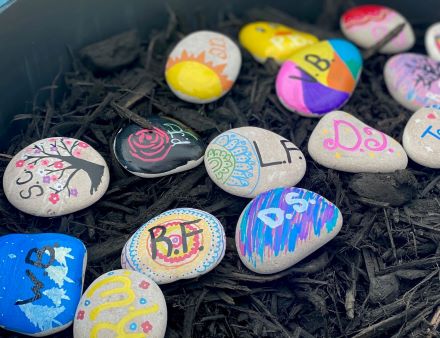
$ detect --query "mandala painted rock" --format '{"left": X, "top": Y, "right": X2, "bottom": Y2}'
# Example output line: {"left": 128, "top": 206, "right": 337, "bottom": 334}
{"left": 403, "top": 105, "right": 440, "bottom": 168}
{"left": 239, "top": 21, "right": 318, "bottom": 63}
{"left": 308, "top": 111, "right": 408, "bottom": 173}
{"left": 113, "top": 116, "right": 204, "bottom": 178}
{"left": 276, "top": 39, "right": 362, "bottom": 117}
{"left": 204, "top": 127, "right": 306, "bottom": 198}
{"left": 73, "top": 269, "right": 167, "bottom": 338}
{"left": 340, "top": 5, "right": 415, "bottom": 54}
{"left": 236, "top": 187, "right": 343, "bottom": 274}
{"left": 0, "top": 233, "right": 87, "bottom": 336}
{"left": 165, "top": 30, "right": 241, "bottom": 104}
{"left": 384, "top": 53, "right": 440, "bottom": 111}
{"left": 121, "top": 208, "right": 226, "bottom": 284}
{"left": 3, "top": 137, "right": 110, "bottom": 217}
{"left": 425, "top": 23, "right": 440, "bottom": 61}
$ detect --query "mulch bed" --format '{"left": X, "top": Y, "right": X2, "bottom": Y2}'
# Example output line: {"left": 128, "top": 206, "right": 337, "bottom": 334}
{"left": 1, "top": 3, "right": 440, "bottom": 338}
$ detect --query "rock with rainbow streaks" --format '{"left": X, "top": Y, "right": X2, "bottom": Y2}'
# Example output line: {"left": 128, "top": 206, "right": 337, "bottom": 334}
{"left": 0, "top": 233, "right": 87, "bottom": 336}
{"left": 236, "top": 187, "right": 343, "bottom": 274}
{"left": 425, "top": 23, "right": 440, "bottom": 61}
{"left": 73, "top": 269, "right": 167, "bottom": 338}
{"left": 275, "top": 39, "right": 362, "bottom": 117}
{"left": 121, "top": 208, "right": 226, "bottom": 284}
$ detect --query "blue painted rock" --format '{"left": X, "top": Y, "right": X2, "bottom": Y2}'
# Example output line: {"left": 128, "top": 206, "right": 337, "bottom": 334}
{"left": 3, "top": 137, "right": 110, "bottom": 217}
{"left": 236, "top": 187, "right": 343, "bottom": 274}
{"left": 0, "top": 233, "right": 87, "bottom": 336}
{"left": 204, "top": 127, "right": 306, "bottom": 198}
{"left": 384, "top": 53, "right": 440, "bottom": 111}
{"left": 403, "top": 105, "right": 440, "bottom": 168}
{"left": 74, "top": 269, "right": 167, "bottom": 338}
{"left": 113, "top": 117, "right": 205, "bottom": 178}
{"left": 275, "top": 39, "right": 362, "bottom": 117}
{"left": 121, "top": 208, "right": 226, "bottom": 284}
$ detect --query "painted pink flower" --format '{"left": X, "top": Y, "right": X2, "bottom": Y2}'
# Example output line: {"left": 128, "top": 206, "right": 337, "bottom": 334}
{"left": 76, "top": 310, "right": 85, "bottom": 320}
{"left": 78, "top": 142, "right": 89, "bottom": 148}
{"left": 41, "top": 160, "right": 49, "bottom": 166}
{"left": 54, "top": 161, "right": 63, "bottom": 169}
{"left": 49, "top": 138, "right": 57, "bottom": 142}
{"left": 73, "top": 150, "right": 81, "bottom": 157}
{"left": 51, "top": 175, "right": 58, "bottom": 182}
{"left": 65, "top": 140, "right": 72, "bottom": 145}
{"left": 139, "top": 280, "right": 150, "bottom": 289}
{"left": 27, "top": 164, "right": 35, "bottom": 170}
{"left": 15, "top": 160, "right": 25, "bottom": 167}
{"left": 48, "top": 193, "right": 60, "bottom": 205}
{"left": 141, "top": 321, "right": 153, "bottom": 333}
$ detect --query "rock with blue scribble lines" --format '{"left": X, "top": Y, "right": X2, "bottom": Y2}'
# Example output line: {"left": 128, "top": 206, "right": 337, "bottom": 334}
{"left": 236, "top": 187, "right": 343, "bottom": 274}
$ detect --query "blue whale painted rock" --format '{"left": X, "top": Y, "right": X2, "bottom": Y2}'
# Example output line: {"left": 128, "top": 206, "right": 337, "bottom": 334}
{"left": 236, "top": 187, "right": 343, "bottom": 274}
{"left": 0, "top": 233, "right": 87, "bottom": 336}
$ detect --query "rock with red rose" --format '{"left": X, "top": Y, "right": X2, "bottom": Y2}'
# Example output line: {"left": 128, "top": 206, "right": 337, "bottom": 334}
{"left": 2, "top": 137, "right": 110, "bottom": 217}
{"left": 113, "top": 116, "right": 205, "bottom": 178}
{"left": 73, "top": 269, "right": 167, "bottom": 338}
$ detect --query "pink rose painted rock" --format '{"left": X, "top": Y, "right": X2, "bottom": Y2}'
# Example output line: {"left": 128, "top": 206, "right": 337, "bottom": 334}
{"left": 340, "top": 5, "right": 415, "bottom": 54}
{"left": 384, "top": 53, "right": 440, "bottom": 111}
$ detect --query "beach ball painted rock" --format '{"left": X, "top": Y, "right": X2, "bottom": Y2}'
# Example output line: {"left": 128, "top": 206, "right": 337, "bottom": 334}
{"left": 121, "top": 208, "right": 226, "bottom": 284}
{"left": 0, "top": 233, "right": 87, "bottom": 336}
{"left": 165, "top": 30, "right": 241, "bottom": 104}
{"left": 308, "top": 111, "right": 408, "bottom": 173}
{"left": 204, "top": 127, "right": 306, "bottom": 198}
{"left": 113, "top": 116, "right": 204, "bottom": 178}
{"left": 425, "top": 23, "right": 440, "bottom": 61}
{"left": 384, "top": 53, "right": 440, "bottom": 111}
{"left": 236, "top": 187, "right": 343, "bottom": 274}
{"left": 340, "top": 5, "right": 415, "bottom": 54}
{"left": 239, "top": 21, "right": 318, "bottom": 63}
{"left": 3, "top": 137, "right": 110, "bottom": 217}
{"left": 73, "top": 269, "right": 167, "bottom": 338}
{"left": 403, "top": 105, "right": 440, "bottom": 168}
{"left": 276, "top": 39, "right": 362, "bottom": 117}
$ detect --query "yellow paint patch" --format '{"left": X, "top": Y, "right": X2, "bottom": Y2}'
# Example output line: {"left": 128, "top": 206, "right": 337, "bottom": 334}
{"left": 335, "top": 152, "right": 341, "bottom": 159}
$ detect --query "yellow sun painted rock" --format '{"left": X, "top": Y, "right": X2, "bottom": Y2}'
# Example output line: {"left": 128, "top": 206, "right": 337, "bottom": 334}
{"left": 165, "top": 31, "right": 241, "bottom": 104}
{"left": 239, "top": 21, "right": 319, "bottom": 63}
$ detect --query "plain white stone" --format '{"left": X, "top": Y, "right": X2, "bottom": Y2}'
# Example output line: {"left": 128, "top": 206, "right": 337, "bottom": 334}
{"left": 73, "top": 269, "right": 167, "bottom": 338}
{"left": 3, "top": 137, "right": 110, "bottom": 217}
{"left": 308, "top": 111, "right": 408, "bottom": 173}
{"left": 204, "top": 127, "right": 306, "bottom": 198}
{"left": 121, "top": 208, "right": 226, "bottom": 284}
{"left": 425, "top": 23, "right": 440, "bottom": 61}
{"left": 403, "top": 106, "right": 440, "bottom": 168}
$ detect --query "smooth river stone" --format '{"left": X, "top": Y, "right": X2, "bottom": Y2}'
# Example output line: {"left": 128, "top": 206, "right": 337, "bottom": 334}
{"left": 113, "top": 116, "right": 204, "bottom": 178}
{"left": 239, "top": 21, "right": 318, "bottom": 63}
{"left": 403, "top": 105, "right": 440, "bottom": 168}
{"left": 308, "top": 111, "right": 408, "bottom": 173}
{"left": 73, "top": 269, "right": 167, "bottom": 338}
{"left": 340, "top": 5, "right": 415, "bottom": 54}
{"left": 425, "top": 23, "right": 440, "bottom": 61}
{"left": 276, "top": 39, "right": 362, "bottom": 117}
{"left": 384, "top": 53, "right": 440, "bottom": 111}
{"left": 0, "top": 233, "right": 87, "bottom": 336}
{"left": 3, "top": 137, "right": 110, "bottom": 217}
{"left": 236, "top": 187, "right": 343, "bottom": 274}
{"left": 165, "top": 30, "right": 241, "bottom": 104}
{"left": 204, "top": 126, "right": 306, "bottom": 198}
{"left": 121, "top": 208, "right": 226, "bottom": 284}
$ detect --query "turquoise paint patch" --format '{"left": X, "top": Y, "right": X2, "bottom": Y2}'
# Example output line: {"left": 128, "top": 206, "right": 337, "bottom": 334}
{"left": 329, "top": 39, "right": 363, "bottom": 79}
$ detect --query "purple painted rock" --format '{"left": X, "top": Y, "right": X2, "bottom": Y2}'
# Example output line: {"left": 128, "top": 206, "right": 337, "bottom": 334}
{"left": 236, "top": 187, "right": 343, "bottom": 274}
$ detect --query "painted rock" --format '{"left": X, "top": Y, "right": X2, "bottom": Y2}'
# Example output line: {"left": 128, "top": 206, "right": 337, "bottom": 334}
{"left": 0, "top": 233, "right": 87, "bottom": 336}
{"left": 121, "top": 208, "right": 226, "bottom": 284}
{"left": 340, "top": 5, "right": 415, "bottom": 54}
{"left": 113, "top": 116, "right": 204, "bottom": 178}
{"left": 384, "top": 53, "right": 440, "bottom": 111}
{"left": 3, "top": 137, "right": 110, "bottom": 217}
{"left": 308, "top": 111, "right": 408, "bottom": 173}
{"left": 73, "top": 269, "right": 167, "bottom": 338}
{"left": 236, "top": 187, "right": 343, "bottom": 274}
{"left": 165, "top": 30, "right": 241, "bottom": 104}
{"left": 403, "top": 105, "right": 440, "bottom": 168}
{"left": 425, "top": 23, "right": 440, "bottom": 61}
{"left": 204, "top": 127, "right": 306, "bottom": 198}
{"left": 239, "top": 21, "right": 318, "bottom": 63}
{"left": 276, "top": 39, "right": 362, "bottom": 117}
